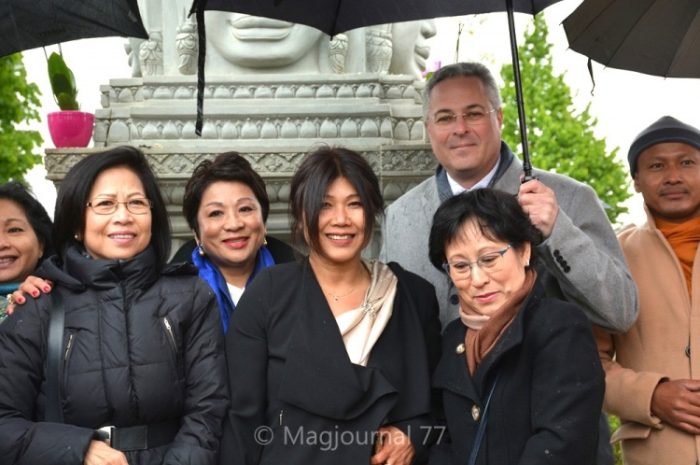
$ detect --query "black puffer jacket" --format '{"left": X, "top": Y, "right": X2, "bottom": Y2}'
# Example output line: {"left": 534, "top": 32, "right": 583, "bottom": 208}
{"left": 0, "top": 246, "right": 228, "bottom": 465}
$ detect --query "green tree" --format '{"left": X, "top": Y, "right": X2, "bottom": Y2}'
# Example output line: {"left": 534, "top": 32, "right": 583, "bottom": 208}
{"left": 500, "top": 14, "right": 630, "bottom": 223}
{"left": 0, "top": 53, "right": 43, "bottom": 183}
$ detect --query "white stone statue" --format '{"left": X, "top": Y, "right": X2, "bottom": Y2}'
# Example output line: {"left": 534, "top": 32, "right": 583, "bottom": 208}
{"left": 365, "top": 25, "right": 393, "bottom": 74}
{"left": 204, "top": 12, "right": 331, "bottom": 74}
{"left": 389, "top": 20, "right": 437, "bottom": 77}
{"left": 329, "top": 33, "right": 348, "bottom": 74}
{"left": 124, "top": 6, "right": 436, "bottom": 78}
{"left": 176, "top": 12, "right": 198, "bottom": 75}
{"left": 139, "top": 31, "right": 164, "bottom": 76}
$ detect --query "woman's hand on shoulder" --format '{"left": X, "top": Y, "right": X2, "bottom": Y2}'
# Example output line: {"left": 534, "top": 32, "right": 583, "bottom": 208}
{"left": 370, "top": 426, "right": 415, "bottom": 465}
{"left": 5, "top": 276, "right": 52, "bottom": 315}
{"left": 84, "top": 440, "right": 128, "bottom": 465}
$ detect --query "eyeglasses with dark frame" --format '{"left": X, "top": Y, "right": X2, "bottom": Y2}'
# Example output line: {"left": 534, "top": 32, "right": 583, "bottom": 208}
{"left": 86, "top": 198, "right": 152, "bottom": 215}
{"left": 430, "top": 108, "right": 497, "bottom": 128}
{"left": 442, "top": 244, "right": 512, "bottom": 280}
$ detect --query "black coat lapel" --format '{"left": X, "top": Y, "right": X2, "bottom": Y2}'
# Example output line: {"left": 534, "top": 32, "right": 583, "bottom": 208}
{"left": 277, "top": 260, "right": 397, "bottom": 420}
{"left": 433, "top": 323, "right": 480, "bottom": 401}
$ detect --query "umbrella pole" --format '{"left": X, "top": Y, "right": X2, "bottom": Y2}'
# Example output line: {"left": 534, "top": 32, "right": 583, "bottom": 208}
{"left": 506, "top": 0, "right": 533, "bottom": 180}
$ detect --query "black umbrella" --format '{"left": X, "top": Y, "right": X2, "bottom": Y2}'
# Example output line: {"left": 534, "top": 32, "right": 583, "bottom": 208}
{"left": 564, "top": 0, "right": 700, "bottom": 78}
{"left": 0, "top": 0, "right": 148, "bottom": 58}
{"left": 190, "top": 0, "right": 563, "bottom": 178}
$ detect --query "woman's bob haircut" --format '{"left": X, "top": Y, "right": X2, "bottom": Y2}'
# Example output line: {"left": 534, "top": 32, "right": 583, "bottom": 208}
{"left": 428, "top": 188, "right": 542, "bottom": 272}
{"left": 183, "top": 151, "right": 270, "bottom": 237}
{"left": 289, "top": 146, "right": 383, "bottom": 255}
{"left": 53, "top": 146, "right": 171, "bottom": 269}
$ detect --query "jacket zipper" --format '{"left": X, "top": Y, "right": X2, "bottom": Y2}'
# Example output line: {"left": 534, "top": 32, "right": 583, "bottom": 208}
{"left": 279, "top": 409, "right": 284, "bottom": 426}
{"left": 64, "top": 333, "right": 74, "bottom": 362}
{"left": 163, "top": 317, "right": 177, "bottom": 353}
{"left": 62, "top": 332, "right": 75, "bottom": 391}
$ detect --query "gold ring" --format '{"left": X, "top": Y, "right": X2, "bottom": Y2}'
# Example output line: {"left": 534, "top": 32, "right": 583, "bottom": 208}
{"left": 5, "top": 294, "right": 13, "bottom": 306}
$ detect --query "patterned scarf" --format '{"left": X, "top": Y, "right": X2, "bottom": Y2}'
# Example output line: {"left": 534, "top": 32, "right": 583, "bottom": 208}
{"left": 192, "top": 246, "right": 276, "bottom": 333}
{"left": 460, "top": 269, "right": 537, "bottom": 375}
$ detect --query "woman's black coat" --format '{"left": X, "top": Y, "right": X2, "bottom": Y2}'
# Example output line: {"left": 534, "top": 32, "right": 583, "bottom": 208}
{"left": 431, "top": 282, "right": 605, "bottom": 465}
{"left": 219, "top": 259, "right": 442, "bottom": 465}
{"left": 0, "top": 246, "right": 228, "bottom": 465}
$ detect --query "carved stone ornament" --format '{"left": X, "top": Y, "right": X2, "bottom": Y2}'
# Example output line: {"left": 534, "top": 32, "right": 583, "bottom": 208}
{"left": 45, "top": 11, "right": 440, "bottom": 257}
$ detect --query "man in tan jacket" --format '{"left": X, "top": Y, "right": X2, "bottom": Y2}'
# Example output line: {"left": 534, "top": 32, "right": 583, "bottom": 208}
{"left": 596, "top": 115, "right": 700, "bottom": 465}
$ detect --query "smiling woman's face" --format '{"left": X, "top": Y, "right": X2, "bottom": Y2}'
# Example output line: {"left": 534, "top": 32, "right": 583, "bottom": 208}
{"left": 196, "top": 181, "right": 266, "bottom": 284}
{"left": 308, "top": 176, "right": 366, "bottom": 266}
{"left": 0, "top": 199, "right": 43, "bottom": 283}
{"left": 83, "top": 166, "right": 152, "bottom": 261}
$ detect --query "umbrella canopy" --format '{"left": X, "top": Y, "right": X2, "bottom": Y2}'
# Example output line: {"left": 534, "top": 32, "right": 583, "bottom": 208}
{"left": 201, "top": 0, "right": 560, "bottom": 36}
{"left": 0, "top": 0, "right": 148, "bottom": 58}
{"left": 564, "top": 0, "right": 700, "bottom": 78}
{"left": 191, "top": 0, "right": 563, "bottom": 177}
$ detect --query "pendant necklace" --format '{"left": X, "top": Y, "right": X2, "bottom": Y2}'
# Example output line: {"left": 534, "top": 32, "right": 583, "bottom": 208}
{"left": 327, "top": 287, "right": 357, "bottom": 302}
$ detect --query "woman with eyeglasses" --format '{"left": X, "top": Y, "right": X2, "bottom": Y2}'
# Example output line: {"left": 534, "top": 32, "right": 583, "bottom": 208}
{"left": 0, "top": 147, "right": 227, "bottom": 465}
{"left": 427, "top": 188, "right": 604, "bottom": 465}
{"left": 8, "top": 152, "right": 296, "bottom": 334}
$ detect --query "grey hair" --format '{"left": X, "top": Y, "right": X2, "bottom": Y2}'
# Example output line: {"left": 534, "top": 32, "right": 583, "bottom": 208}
{"left": 422, "top": 62, "right": 502, "bottom": 119}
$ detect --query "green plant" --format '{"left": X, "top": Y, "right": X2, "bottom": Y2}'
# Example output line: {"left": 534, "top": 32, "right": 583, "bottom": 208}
{"left": 608, "top": 414, "right": 623, "bottom": 465}
{"left": 47, "top": 51, "right": 79, "bottom": 110}
{"left": 0, "top": 53, "right": 43, "bottom": 183}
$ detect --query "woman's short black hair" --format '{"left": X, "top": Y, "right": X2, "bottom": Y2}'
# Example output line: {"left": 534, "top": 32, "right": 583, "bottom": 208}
{"left": 53, "top": 146, "right": 171, "bottom": 269}
{"left": 183, "top": 152, "right": 270, "bottom": 237}
{"left": 0, "top": 181, "right": 54, "bottom": 261}
{"left": 428, "top": 188, "right": 542, "bottom": 271}
{"left": 289, "top": 147, "right": 383, "bottom": 254}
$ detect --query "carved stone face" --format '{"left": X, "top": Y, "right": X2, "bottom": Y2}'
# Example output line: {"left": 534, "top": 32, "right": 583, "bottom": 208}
{"left": 205, "top": 12, "right": 325, "bottom": 72}
{"left": 389, "top": 20, "right": 436, "bottom": 77}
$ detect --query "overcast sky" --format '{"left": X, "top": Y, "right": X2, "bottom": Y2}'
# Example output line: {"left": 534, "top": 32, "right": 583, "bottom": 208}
{"left": 20, "top": 1, "right": 700, "bottom": 227}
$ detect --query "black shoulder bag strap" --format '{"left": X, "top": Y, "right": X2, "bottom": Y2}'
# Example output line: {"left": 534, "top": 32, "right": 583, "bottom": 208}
{"left": 467, "top": 373, "right": 500, "bottom": 465}
{"left": 45, "top": 291, "right": 65, "bottom": 423}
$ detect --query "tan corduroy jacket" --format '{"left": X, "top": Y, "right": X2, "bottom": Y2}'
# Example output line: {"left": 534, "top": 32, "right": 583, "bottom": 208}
{"left": 595, "top": 207, "right": 700, "bottom": 465}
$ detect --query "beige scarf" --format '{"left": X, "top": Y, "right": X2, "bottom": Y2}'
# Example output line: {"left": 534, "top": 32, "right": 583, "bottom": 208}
{"left": 335, "top": 260, "right": 398, "bottom": 366}
{"left": 460, "top": 269, "right": 537, "bottom": 375}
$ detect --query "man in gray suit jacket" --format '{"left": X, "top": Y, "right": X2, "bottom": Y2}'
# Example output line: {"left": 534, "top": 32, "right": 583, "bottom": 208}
{"left": 381, "top": 61, "right": 637, "bottom": 332}
{"left": 381, "top": 61, "right": 637, "bottom": 465}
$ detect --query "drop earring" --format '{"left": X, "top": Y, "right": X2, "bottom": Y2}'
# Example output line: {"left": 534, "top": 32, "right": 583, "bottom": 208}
{"left": 198, "top": 244, "right": 205, "bottom": 256}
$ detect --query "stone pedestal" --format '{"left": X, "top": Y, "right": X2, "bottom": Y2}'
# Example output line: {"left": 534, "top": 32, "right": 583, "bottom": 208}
{"left": 43, "top": 16, "right": 439, "bottom": 258}
{"left": 45, "top": 81, "right": 435, "bottom": 256}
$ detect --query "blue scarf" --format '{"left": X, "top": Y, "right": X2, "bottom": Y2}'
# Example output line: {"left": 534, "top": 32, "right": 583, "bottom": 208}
{"left": 0, "top": 282, "right": 20, "bottom": 295}
{"left": 192, "top": 246, "right": 276, "bottom": 333}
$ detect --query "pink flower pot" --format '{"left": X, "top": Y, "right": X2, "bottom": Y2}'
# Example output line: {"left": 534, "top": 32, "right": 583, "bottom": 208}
{"left": 47, "top": 111, "right": 94, "bottom": 148}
